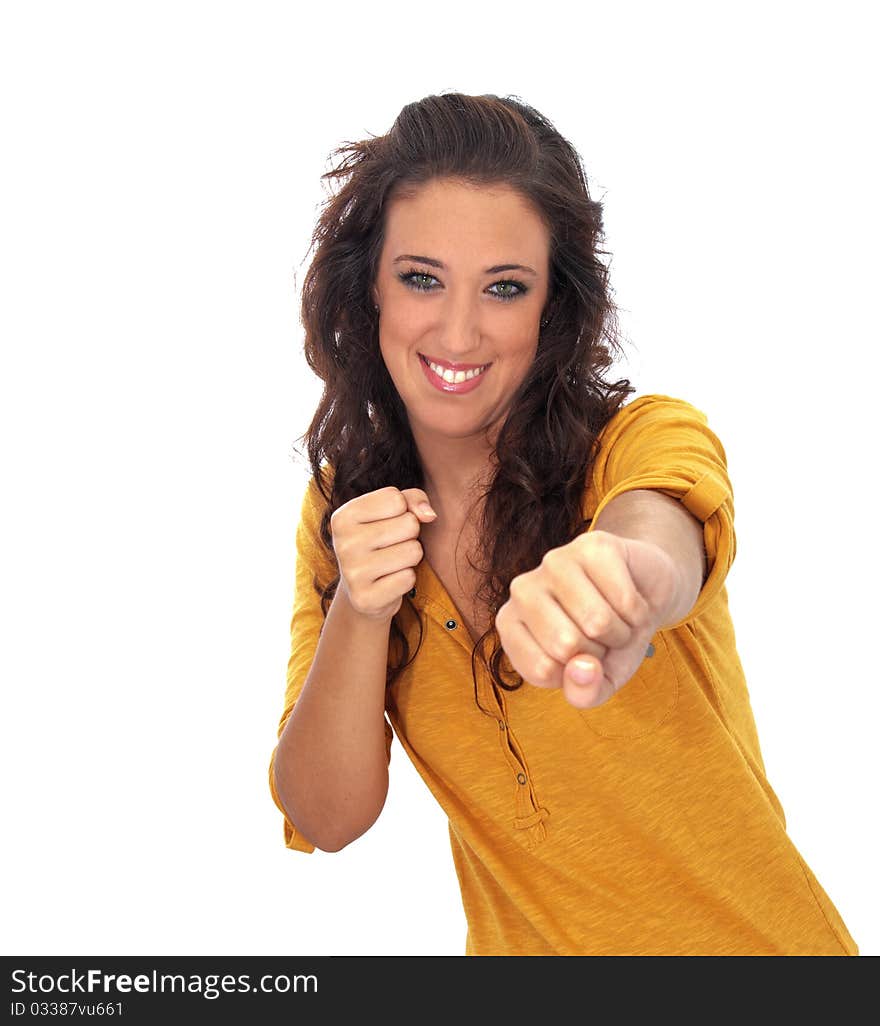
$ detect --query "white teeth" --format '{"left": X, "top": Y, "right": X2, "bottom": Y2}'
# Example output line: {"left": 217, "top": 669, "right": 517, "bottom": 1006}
{"left": 427, "top": 359, "right": 487, "bottom": 384}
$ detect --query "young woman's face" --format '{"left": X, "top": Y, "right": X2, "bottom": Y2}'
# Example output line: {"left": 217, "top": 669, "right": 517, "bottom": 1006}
{"left": 372, "top": 177, "right": 551, "bottom": 446}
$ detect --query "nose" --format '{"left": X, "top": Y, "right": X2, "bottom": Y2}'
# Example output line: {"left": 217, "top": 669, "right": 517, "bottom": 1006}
{"left": 434, "top": 292, "right": 482, "bottom": 358}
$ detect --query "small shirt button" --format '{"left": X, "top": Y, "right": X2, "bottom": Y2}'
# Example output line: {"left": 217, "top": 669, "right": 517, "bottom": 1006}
{"left": 516, "top": 772, "right": 527, "bottom": 785}
{"left": 407, "top": 587, "right": 416, "bottom": 598}
{"left": 499, "top": 721, "right": 506, "bottom": 731}
{"left": 445, "top": 619, "right": 457, "bottom": 630}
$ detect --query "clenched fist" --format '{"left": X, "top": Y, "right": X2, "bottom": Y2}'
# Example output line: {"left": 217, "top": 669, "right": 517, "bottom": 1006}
{"left": 330, "top": 486, "right": 437, "bottom": 622}
{"left": 495, "top": 530, "right": 681, "bottom": 710}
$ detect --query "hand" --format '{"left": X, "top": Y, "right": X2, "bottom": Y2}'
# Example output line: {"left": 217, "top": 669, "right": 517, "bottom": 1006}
{"left": 494, "top": 530, "right": 680, "bottom": 709}
{"left": 330, "top": 486, "right": 437, "bottom": 622}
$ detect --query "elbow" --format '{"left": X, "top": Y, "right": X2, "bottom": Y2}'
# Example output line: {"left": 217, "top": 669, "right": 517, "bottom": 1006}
{"left": 273, "top": 760, "right": 388, "bottom": 854}
{"left": 315, "top": 838, "right": 348, "bottom": 854}
{"left": 314, "top": 829, "right": 363, "bottom": 854}
{"left": 308, "top": 804, "right": 386, "bottom": 853}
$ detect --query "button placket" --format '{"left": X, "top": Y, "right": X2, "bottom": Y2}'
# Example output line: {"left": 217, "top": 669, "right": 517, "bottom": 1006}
{"left": 422, "top": 597, "right": 473, "bottom": 656}
{"left": 418, "top": 565, "right": 548, "bottom": 844}
{"left": 499, "top": 688, "right": 549, "bottom": 847}
{"left": 494, "top": 688, "right": 520, "bottom": 769}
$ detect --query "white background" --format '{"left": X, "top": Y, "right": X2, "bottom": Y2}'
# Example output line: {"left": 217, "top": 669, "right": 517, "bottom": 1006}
{"left": 2, "top": 1, "right": 877, "bottom": 957}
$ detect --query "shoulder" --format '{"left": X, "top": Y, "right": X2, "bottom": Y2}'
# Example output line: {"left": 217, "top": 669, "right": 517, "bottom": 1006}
{"left": 298, "top": 461, "right": 336, "bottom": 522}
{"left": 583, "top": 392, "right": 733, "bottom": 520}
{"left": 597, "top": 393, "right": 711, "bottom": 444}
{"left": 592, "top": 392, "right": 726, "bottom": 468}
{"left": 295, "top": 462, "right": 339, "bottom": 576}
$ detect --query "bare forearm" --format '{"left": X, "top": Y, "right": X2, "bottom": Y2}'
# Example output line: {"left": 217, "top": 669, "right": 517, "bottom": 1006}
{"left": 272, "top": 589, "right": 393, "bottom": 851}
{"left": 592, "top": 489, "right": 707, "bottom": 627}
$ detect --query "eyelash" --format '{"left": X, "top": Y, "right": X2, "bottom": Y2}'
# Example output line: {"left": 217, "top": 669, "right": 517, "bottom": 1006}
{"left": 397, "top": 269, "right": 528, "bottom": 302}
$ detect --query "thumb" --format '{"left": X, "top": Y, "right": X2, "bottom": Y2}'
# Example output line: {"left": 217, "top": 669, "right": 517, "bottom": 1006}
{"left": 562, "top": 654, "right": 615, "bottom": 710}
{"left": 399, "top": 487, "right": 438, "bottom": 524}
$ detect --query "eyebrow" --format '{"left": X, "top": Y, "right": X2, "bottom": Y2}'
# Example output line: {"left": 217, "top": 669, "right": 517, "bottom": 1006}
{"left": 393, "top": 254, "right": 538, "bottom": 276}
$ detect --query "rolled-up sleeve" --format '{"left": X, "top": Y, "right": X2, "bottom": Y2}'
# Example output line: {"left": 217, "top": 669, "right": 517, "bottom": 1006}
{"left": 586, "top": 394, "right": 736, "bottom": 625}
{"left": 268, "top": 472, "right": 394, "bottom": 854}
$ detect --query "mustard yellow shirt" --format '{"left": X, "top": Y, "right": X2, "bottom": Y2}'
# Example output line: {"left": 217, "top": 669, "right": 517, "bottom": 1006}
{"left": 269, "top": 393, "right": 858, "bottom": 955}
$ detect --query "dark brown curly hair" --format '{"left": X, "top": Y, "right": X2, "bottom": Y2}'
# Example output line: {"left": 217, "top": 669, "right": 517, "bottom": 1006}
{"left": 295, "top": 90, "right": 634, "bottom": 711}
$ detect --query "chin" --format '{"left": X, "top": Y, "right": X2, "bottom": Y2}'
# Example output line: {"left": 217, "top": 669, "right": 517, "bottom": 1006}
{"left": 414, "top": 415, "right": 483, "bottom": 439}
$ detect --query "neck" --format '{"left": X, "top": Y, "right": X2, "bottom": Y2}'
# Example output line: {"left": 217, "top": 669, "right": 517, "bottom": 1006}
{"left": 412, "top": 428, "right": 495, "bottom": 525}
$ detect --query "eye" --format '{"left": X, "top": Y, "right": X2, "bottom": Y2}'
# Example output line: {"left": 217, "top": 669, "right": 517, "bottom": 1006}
{"left": 488, "top": 280, "right": 527, "bottom": 301}
{"left": 398, "top": 271, "right": 438, "bottom": 292}
{"left": 398, "top": 269, "right": 528, "bottom": 302}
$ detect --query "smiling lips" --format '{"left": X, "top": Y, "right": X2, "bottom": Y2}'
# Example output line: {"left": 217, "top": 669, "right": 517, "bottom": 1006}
{"left": 419, "top": 353, "right": 491, "bottom": 394}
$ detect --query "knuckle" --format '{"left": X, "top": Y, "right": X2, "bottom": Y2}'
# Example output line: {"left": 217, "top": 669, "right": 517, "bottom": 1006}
{"left": 585, "top": 530, "right": 616, "bottom": 555}
{"left": 345, "top": 565, "right": 363, "bottom": 590}
{"left": 540, "top": 547, "right": 561, "bottom": 568}
{"left": 332, "top": 536, "right": 350, "bottom": 561}
{"left": 376, "top": 486, "right": 404, "bottom": 514}
{"left": 403, "top": 510, "right": 420, "bottom": 534}
{"left": 622, "top": 591, "right": 647, "bottom": 625}
{"left": 508, "top": 574, "right": 526, "bottom": 600}
{"left": 570, "top": 531, "right": 589, "bottom": 552}
{"left": 547, "top": 646, "right": 569, "bottom": 667}
{"left": 586, "top": 609, "right": 610, "bottom": 635}
{"left": 532, "top": 656, "right": 557, "bottom": 685}
{"left": 549, "top": 632, "right": 579, "bottom": 663}
{"left": 616, "top": 625, "right": 634, "bottom": 649}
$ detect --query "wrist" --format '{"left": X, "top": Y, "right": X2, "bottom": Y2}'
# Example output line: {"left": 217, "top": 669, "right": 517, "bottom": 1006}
{"left": 334, "top": 582, "right": 399, "bottom": 627}
{"left": 658, "top": 553, "right": 702, "bottom": 629}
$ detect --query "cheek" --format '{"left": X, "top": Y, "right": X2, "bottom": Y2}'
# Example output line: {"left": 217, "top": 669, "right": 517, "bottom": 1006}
{"left": 504, "top": 311, "right": 539, "bottom": 343}
{"left": 380, "top": 304, "right": 424, "bottom": 348}
{"left": 395, "top": 303, "right": 433, "bottom": 338}
{"left": 378, "top": 333, "right": 413, "bottom": 382}
{"left": 509, "top": 332, "right": 539, "bottom": 367}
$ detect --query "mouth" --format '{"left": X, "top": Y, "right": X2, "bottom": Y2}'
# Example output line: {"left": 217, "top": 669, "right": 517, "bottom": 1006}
{"left": 418, "top": 353, "right": 492, "bottom": 393}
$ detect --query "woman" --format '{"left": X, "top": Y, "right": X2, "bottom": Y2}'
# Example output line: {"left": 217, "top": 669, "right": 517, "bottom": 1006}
{"left": 269, "top": 92, "right": 857, "bottom": 956}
